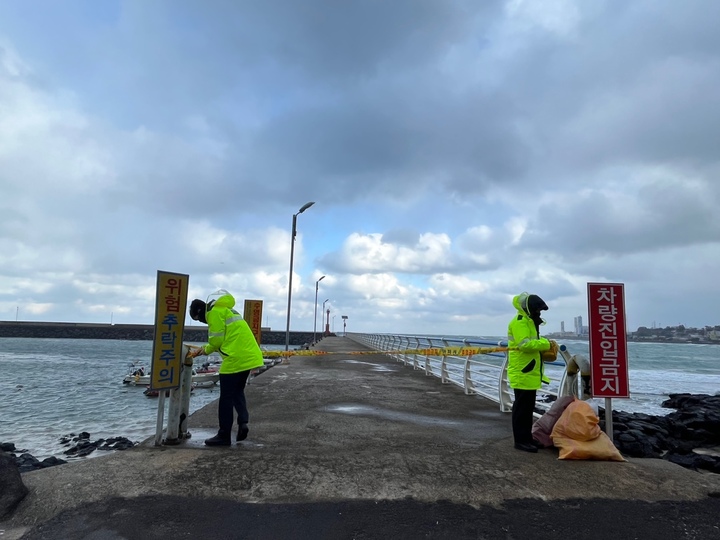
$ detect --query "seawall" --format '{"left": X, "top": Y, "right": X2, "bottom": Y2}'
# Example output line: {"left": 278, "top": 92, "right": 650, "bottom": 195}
{"left": 0, "top": 321, "right": 317, "bottom": 346}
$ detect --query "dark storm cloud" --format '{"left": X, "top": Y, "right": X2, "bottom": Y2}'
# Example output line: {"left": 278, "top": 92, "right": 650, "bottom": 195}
{"left": 140, "top": 0, "right": 720, "bottom": 213}
{"left": 4, "top": 0, "right": 720, "bottom": 333}
{"left": 517, "top": 173, "right": 720, "bottom": 259}
{"left": 58, "top": 0, "right": 501, "bottom": 128}
{"left": 7, "top": 1, "right": 720, "bottom": 210}
{"left": 2, "top": 0, "right": 525, "bottom": 211}
{"left": 496, "top": 1, "right": 720, "bottom": 178}
{"left": 158, "top": 0, "right": 501, "bottom": 82}
{"left": 234, "top": 87, "right": 532, "bottom": 205}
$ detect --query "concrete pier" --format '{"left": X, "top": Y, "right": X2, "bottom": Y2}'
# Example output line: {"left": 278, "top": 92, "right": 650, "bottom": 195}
{"left": 4, "top": 337, "right": 720, "bottom": 539}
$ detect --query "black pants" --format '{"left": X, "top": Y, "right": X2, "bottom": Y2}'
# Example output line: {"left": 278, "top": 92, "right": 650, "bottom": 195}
{"left": 512, "top": 388, "right": 537, "bottom": 445}
{"left": 217, "top": 370, "right": 251, "bottom": 436}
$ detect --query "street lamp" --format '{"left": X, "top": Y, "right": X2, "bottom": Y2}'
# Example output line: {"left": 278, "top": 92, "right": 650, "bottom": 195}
{"left": 284, "top": 201, "right": 315, "bottom": 351}
{"left": 313, "top": 275, "right": 326, "bottom": 345}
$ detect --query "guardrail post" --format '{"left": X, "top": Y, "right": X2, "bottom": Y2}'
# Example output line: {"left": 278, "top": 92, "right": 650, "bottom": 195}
{"left": 410, "top": 337, "right": 418, "bottom": 368}
{"left": 463, "top": 356, "right": 476, "bottom": 395}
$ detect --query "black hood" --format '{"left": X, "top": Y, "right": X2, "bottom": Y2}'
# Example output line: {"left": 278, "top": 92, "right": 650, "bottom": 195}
{"left": 189, "top": 299, "right": 207, "bottom": 324}
{"left": 527, "top": 294, "right": 548, "bottom": 317}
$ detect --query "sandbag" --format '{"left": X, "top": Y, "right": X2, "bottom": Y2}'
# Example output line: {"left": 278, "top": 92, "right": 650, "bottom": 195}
{"left": 531, "top": 395, "right": 575, "bottom": 448}
{"left": 553, "top": 431, "right": 626, "bottom": 461}
{"left": 551, "top": 400, "right": 626, "bottom": 461}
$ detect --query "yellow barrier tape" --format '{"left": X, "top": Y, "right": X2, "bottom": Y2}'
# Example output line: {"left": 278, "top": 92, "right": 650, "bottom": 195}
{"left": 261, "top": 346, "right": 510, "bottom": 358}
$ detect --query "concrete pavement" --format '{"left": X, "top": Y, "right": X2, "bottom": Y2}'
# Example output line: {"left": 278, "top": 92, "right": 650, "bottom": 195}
{"left": 4, "top": 336, "right": 720, "bottom": 539}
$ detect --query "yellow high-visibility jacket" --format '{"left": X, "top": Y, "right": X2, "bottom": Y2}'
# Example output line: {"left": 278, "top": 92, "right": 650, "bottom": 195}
{"left": 507, "top": 292, "right": 551, "bottom": 390}
{"left": 202, "top": 292, "right": 264, "bottom": 375}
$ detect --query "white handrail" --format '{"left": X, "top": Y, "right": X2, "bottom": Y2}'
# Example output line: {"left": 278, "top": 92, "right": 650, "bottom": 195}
{"left": 349, "top": 333, "right": 588, "bottom": 417}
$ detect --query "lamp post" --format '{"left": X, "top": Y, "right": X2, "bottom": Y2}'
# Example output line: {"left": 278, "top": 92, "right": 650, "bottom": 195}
{"left": 313, "top": 275, "right": 325, "bottom": 345}
{"left": 284, "top": 201, "right": 315, "bottom": 351}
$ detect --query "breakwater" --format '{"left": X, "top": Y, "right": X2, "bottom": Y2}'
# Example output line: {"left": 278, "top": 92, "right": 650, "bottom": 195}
{"left": 0, "top": 321, "right": 317, "bottom": 346}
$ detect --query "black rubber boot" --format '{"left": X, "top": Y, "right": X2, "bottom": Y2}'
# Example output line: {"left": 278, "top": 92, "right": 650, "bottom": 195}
{"left": 237, "top": 424, "right": 249, "bottom": 442}
{"left": 514, "top": 443, "right": 539, "bottom": 453}
{"left": 204, "top": 433, "right": 231, "bottom": 446}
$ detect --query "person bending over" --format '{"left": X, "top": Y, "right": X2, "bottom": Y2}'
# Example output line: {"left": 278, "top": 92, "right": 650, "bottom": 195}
{"left": 189, "top": 290, "right": 265, "bottom": 446}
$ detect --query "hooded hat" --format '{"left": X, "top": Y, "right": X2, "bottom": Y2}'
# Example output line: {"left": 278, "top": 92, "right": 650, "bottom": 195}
{"left": 189, "top": 299, "right": 207, "bottom": 324}
{"left": 527, "top": 294, "right": 549, "bottom": 317}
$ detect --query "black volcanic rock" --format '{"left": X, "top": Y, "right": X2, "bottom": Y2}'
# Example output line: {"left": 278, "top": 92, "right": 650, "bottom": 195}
{"left": 600, "top": 393, "right": 720, "bottom": 474}
{"left": 0, "top": 451, "right": 28, "bottom": 518}
{"left": 1, "top": 433, "right": 138, "bottom": 474}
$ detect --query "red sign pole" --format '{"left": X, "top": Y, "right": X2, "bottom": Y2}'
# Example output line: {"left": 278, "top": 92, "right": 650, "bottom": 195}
{"left": 587, "top": 282, "right": 629, "bottom": 440}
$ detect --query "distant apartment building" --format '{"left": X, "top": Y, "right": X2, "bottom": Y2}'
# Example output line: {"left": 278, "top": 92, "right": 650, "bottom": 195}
{"left": 573, "top": 316, "right": 588, "bottom": 336}
{"left": 560, "top": 321, "right": 565, "bottom": 333}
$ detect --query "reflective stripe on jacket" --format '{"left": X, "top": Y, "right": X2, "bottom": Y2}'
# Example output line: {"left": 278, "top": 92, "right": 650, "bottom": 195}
{"left": 202, "top": 293, "right": 264, "bottom": 374}
{"left": 507, "top": 293, "right": 550, "bottom": 390}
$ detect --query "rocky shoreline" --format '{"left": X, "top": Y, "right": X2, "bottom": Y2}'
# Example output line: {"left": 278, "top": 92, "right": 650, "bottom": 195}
{"left": 599, "top": 393, "right": 720, "bottom": 474}
{"left": 1, "top": 432, "right": 137, "bottom": 474}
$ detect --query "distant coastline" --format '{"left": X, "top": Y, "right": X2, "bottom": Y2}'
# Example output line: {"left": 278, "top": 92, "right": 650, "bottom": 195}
{"left": 545, "top": 333, "right": 720, "bottom": 345}
{"left": 0, "top": 321, "right": 316, "bottom": 345}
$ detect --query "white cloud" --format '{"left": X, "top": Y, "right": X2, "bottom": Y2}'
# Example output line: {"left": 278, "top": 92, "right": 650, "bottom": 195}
{"left": 0, "top": 2, "right": 719, "bottom": 337}
{"left": 505, "top": 0, "right": 582, "bottom": 37}
{"left": 329, "top": 232, "right": 455, "bottom": 274}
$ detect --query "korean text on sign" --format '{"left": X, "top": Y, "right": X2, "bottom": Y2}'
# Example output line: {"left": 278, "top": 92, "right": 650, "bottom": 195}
{"left": 587, "top": 283, "right": 629, "bottom": 398}
{"left": 150, "top": 271, "right": 189, "bottom": 390}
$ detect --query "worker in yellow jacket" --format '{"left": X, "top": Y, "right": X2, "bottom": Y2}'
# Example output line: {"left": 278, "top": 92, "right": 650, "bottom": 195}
{"left": 507, "top": 292, "right": 554, "bottom": 453}
{"left": 190, "top": 290, "right": 265, "bottom": 446}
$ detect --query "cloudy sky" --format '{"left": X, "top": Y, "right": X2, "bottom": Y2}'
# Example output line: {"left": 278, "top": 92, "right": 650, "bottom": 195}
{"left": 1, "top": 0, "right": 718, "bottom": 338}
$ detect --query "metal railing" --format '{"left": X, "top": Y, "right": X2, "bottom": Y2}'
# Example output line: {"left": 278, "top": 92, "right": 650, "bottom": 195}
{"left": 348, "top": 333, "right": 591, "bottom": 417}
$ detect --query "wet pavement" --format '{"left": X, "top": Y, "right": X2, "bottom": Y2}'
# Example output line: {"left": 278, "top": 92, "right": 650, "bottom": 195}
{"left": 4, "top": 336, "right": 720, "bottom": 539}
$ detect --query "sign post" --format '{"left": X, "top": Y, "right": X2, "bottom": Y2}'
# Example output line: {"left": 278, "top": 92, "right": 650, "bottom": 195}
{"left": 244, "top": 299, "right": 263, "bottom": 345}
{"left": 150, "top": 271, "right": 189, "bottom": 446}
{"left": 587, "top": 282, "right": 629, "bottom": 442}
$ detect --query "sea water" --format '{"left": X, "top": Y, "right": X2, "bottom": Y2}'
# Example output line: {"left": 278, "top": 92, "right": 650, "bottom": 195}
{"left": 0, "top": 338, "right": 284, "bottom": 460}
{"left": 553, "top": 339, "right": 720, "bottom": 416}
{"left": 1, "top": 337, "right": 719, "bottom": 460}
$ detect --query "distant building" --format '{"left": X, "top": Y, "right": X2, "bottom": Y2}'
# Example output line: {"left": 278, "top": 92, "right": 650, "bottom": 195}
{"left": 560, "top": 321, "right": 565, "bottom": 333}
{"left": 573, "top": 316, "right": 584, "bottom": 336}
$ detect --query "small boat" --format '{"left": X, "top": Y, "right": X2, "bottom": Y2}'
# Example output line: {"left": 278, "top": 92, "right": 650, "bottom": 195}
{"left": 123, "top": 366, "right": 219, "bottom": 387}
{"left": 123, "top": 356, "right": 280, "bottom": 386}
{"left": 195, "top": 361, "right": 220, "bottom": 374}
